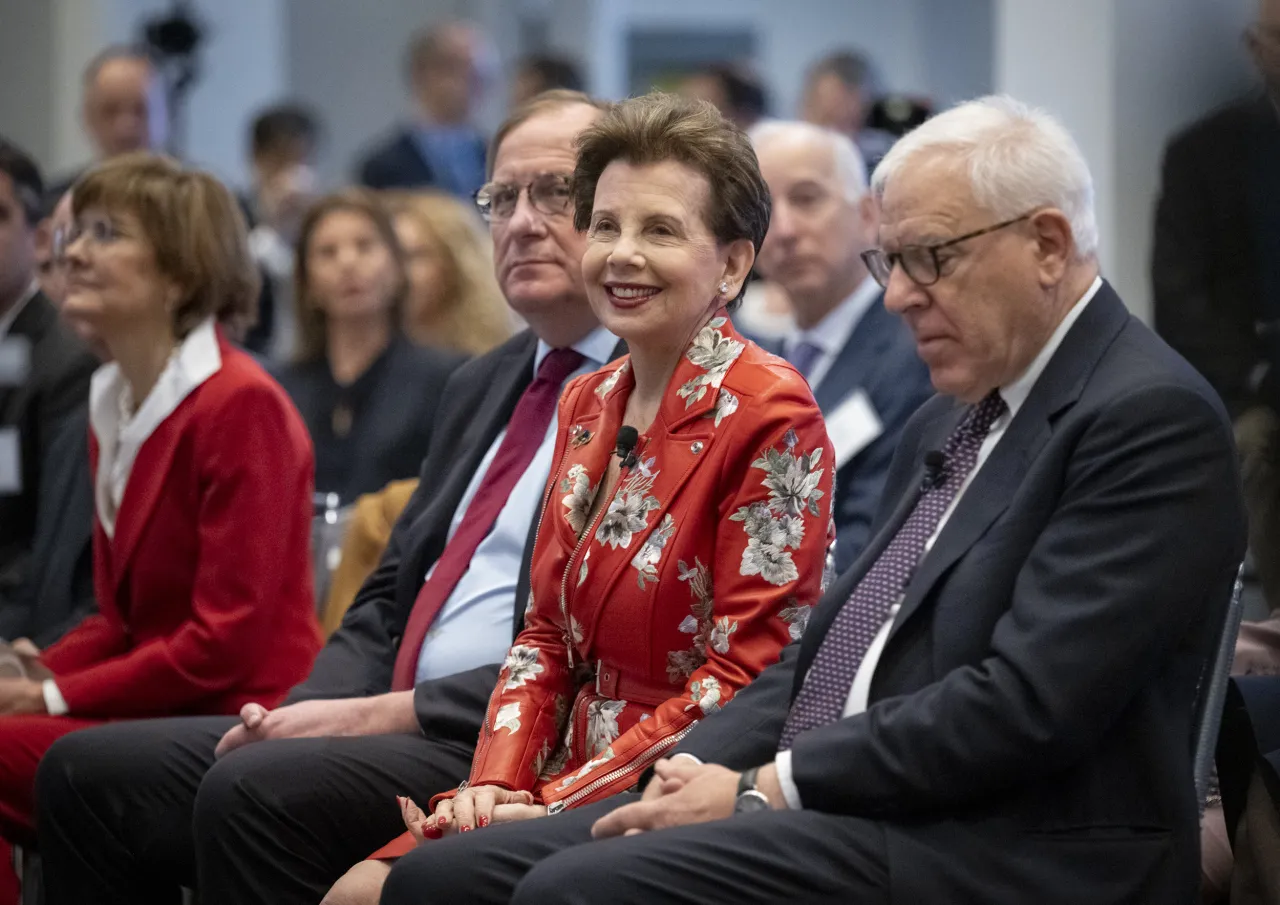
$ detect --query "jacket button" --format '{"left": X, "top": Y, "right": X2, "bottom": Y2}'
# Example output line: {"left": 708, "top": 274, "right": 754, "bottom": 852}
{"left": 690, "top": 441, "right": 704, "bottom": 454}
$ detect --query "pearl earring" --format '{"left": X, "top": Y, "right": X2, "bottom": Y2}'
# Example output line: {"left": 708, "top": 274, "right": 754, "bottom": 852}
{"left": 719, "top": 281, "right": 729, "bottom": 295}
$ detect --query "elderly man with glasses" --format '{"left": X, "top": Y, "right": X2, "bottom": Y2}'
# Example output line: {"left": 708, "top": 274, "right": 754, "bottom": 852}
{"left": 34, "top": 90, "right": 622, "bottom": 905}
{"left": 367, "top": 95, "right": 1246, "bottom": 905}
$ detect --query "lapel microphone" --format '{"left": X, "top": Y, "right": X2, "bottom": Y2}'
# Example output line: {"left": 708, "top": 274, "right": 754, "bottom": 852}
{"left": 922, "top": 450, "right": 947, "bottom": 490}
{"left": 615, "top": 426, "right": 640, "bottom": 468}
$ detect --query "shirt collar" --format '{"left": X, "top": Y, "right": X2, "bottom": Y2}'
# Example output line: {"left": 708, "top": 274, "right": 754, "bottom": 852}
{"left": 0, "top": 280, "right": 40, "bottom": 345}
{"left": 789, "top": 275, "right": 882, "bottom": 357}
{"left": 534, "top": 325, "right": 619, "bottom": 375}
{"left": 999, "top": 275, "right": 1104, "bottom": 418}
{"left": 90, "top": 316, "right": 223, "bottom": 440}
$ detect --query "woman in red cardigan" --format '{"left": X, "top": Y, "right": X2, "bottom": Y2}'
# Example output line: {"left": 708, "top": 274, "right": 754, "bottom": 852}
{"left": 325, "top": 92, "right": 835, "bottom": 902}
{"left": 0, "top": 155, "right": 321, "bottom": 878}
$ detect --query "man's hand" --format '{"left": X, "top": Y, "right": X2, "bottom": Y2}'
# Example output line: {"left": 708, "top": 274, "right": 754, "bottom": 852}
{"left": 0, "top": 677, "right": 48, "bottom": 716}
{"left": 213, "top": 692, "right": 418, "bottom": 758}
{"left": 592, "top": 759, "right": 788, "bottom": 839}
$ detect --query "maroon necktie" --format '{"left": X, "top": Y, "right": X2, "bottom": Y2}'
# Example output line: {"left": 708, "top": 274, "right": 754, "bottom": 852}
{"left": 778, "top": 391, "right": 1008, "bottom": 748}
{"left": 390, "top": 347, "right": 586, "bottom": 691}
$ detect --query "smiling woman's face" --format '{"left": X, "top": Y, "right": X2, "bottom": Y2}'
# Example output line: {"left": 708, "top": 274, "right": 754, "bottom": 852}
{"left": 582, "top": 158, "right": 750, "bottom": 356}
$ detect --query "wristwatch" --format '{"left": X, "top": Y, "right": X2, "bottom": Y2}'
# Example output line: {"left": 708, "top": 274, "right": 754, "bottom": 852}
{"left": 734, "top": 767, "right": 771, "bottom": 814}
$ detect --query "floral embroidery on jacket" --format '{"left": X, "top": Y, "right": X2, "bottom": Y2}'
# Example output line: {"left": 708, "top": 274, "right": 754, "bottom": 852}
{"left": 596, "top": 459, "right": 660, "bottom": 550}
{"left": 731, "top": 430, "right": 825, "bottom": 586}
{"left": 631, "top": 513, "right": 676, "bottom": 589}
{"left": 503, "top": 646, "right": 544, "bottom": 689}
{"left": 561, "top": 463, "right": 597, "bottom": 535}
{"left": 595, "top": 361, "right": 628, "bottom": 402}
{"left": 710, "top": 615, "right": 738, "bottom": 654}
{"left": 494, "top": 702, "right": 522, "bottom": 734}
{"left": 586, "top": 698, "right": 626, "bottom": 756}
{"left": 557, "top": 746, "right": 616, "bottom": 790}
{"left": 685, "top": 676, "right": 723, "bottom": 714}
{"left": 711, "top": 389, "right": 739, "bottom": 427}
{"left": 778, "top": 601, "right": 812, "bottom": 641}
{"left": 678, "top": 318, "right": 744, "bottom": 408}
{"left": 667, "top": 558, "right": 714, "bottom": 682}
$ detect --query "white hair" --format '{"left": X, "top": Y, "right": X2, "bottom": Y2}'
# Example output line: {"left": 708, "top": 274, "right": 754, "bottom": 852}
{"left": 748, "top": 119, "right": 868, "bottom": 202}
{"left": 870, "top": 95, "right": 1098, "bottom": 257}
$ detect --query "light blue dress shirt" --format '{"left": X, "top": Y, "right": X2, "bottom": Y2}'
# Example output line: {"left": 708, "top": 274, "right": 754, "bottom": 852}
{"left": 414, "top": 327, "right": 619, "bottom": 682}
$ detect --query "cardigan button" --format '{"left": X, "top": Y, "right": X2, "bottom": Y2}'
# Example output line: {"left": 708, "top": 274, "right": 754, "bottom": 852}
{"left": 690, "top": 441, "right": 704, "bottom": 454}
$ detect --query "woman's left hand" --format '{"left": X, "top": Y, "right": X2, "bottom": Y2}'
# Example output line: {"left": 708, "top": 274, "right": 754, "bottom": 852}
{"left": 430, "top": 784, "right": 542, "bottom": 836}
{"left": 0, "top": 678, "right": 48, "bottom": 716}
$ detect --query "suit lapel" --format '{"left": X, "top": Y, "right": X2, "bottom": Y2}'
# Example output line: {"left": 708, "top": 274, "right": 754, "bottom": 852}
{"left": 397, "top": 333, "right": 537, "bottom": 604}
{"left": 109, "top": 402, "right": 195, "bottom": 582}
{"left": 571, "top": 314, "right": 738, "bottom": 644}
{"left": 796, "top": 285, "right": 1131, "bottom": 677}
{"left": 887, "top": 284, "right": 1131, "bottom": 643}
{"left": 812, "top": 295, "right": 890, "bottom": 413}
{"left": 0, "top": 292, "right": 54, "bottom": 421}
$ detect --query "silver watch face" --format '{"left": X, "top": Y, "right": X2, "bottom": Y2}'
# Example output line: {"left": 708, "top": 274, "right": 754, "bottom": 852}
{"left": 734, "top": 789, "right": 771, "bottom": 814}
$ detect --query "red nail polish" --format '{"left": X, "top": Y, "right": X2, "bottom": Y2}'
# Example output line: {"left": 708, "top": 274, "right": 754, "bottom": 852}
{"left": 460, "top": 825, "right": 472, "bottom": 833}
{"left": 422, "top": 823, "right": 441, "bottom": 840}
{"left": 438, "top": 816, "right": 449, "bottom": 827}
{"left": 478, "top": 815, "right": 489, "bottom": 828}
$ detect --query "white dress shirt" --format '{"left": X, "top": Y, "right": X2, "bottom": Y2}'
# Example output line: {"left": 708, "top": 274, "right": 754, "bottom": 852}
{"left": 774, "top": 276, "right": 1104, "bottom": 809}
{"left": 44, "top": 316, "right": 224, "bottom": 716}
{"left": 782, "top": 276, "right": 882, "bottom": 391}
{"left": 413, "top": 327, "right": 618, "bottom": 683}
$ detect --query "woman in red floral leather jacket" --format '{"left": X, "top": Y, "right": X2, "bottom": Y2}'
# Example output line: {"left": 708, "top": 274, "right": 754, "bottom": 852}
{"left": 326, "top": 91, "right": 834, "bottom": 902}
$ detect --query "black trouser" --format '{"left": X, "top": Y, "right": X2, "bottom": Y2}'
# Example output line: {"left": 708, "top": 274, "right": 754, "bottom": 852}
{"left": 35, "top": 716, "right": 473, "bottom": 905}
{"left": 381, "top": 795, "right": 890, "bottom": 905}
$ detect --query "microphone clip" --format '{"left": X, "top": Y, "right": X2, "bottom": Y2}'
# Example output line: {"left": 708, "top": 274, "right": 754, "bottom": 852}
{"left": 921, "top": 450, "right": 947, "bottom": 491}
{"left": 615, "top": 425, "right": 640, "bottom": 469}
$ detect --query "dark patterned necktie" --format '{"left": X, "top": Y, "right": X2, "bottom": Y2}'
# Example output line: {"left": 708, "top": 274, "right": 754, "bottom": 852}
{"left": 778, "top": 391, "right": 1008, "bottom": 749}
{"left": 787, "top": 340, "right": 824, "bottom": 382}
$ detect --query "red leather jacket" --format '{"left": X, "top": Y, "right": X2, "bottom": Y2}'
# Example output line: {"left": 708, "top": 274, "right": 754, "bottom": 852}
{"left": 437, "top": 312, "right": 834, "bottom": 812}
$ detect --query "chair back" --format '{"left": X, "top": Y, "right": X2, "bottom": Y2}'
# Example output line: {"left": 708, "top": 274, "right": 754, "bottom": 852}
{"left": 1192, "top": 563, "right": 1247, "bottom": 814}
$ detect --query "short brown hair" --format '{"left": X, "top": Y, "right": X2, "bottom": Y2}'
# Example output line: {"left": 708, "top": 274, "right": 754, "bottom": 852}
{"left": 293, "top": 189, "right": 408, "bottom": 363}
{"left": 487, "top": 89, "right": 610, "bottom": 179}
{"left": 571, "top": 92, "right": 771, "bottom": 265}
{"left": 72, "top": 153, "right": 259, "bottom": 339}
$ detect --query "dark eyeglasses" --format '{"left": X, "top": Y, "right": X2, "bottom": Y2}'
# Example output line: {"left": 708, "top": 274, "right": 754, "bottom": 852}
{"left": 861, "top": 212, "right": 1035, "bottom": 288}
{"left": 474, "top": 174, "right": 573, "bottom": 222}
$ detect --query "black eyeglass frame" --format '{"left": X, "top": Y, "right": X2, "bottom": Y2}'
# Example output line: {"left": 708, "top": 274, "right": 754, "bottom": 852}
{"left": 861, "top": 211, "right": 1036, "bottom": 288}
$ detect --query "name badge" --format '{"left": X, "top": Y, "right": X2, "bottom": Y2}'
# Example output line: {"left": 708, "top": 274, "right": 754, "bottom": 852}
{"left": 0, "top": 428, "right": 21, "bottom": 495}
{"left": 826, "top": 390, "right": 883, "bottom": 469}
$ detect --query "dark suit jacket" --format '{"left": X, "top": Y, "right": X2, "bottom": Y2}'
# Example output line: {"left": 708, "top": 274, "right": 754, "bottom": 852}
{"left": 757, "top": 298, "right": 932, "bottom": 571}
{"left": 680, "top": 283, "right": 1248, "bottom": 904}
{"left": 355, "top": 127, "right": 486, "bottom": 192}
{"left": 285, "top": 331, "right": 547, "bottom": 735}
{"left": 0, "top": 292, "right": 97, "bottom": 640}
{"left": 272, "top": 338, "right": 466, "bottom": 503}
{"left": 1153, "top": 93, "right": 1280, "bottom": 416}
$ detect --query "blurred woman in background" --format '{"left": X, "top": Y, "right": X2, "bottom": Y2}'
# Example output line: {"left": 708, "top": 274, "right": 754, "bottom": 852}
{"left": 275, "top": 189, "right": 465, "bottom": 504}
{"left": 387, "top": 190, "right": 514, "bottom": 355}
{"left": 0, "top": 154, "right": 321, "bottom": 885}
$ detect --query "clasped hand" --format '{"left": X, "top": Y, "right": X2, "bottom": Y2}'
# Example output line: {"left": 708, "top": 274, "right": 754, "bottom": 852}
{"left": 399, "top": 785, "right": 547, "bottom": 843}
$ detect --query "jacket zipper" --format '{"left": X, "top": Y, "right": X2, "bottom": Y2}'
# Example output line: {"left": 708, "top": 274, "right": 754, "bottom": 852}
{"left": 546, "top": 721, "right": 695, "bottom": 814}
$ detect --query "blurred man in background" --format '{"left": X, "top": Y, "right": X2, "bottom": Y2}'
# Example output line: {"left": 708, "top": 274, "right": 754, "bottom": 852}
{"left": 750, "top": 121, "right": 931, "bottom": 569}
{"left": 356, "top": 21, "right": 491, "bottom": 197}
{"left": 1153, "top": 0, "right": 1280, "bottom": 614}
{"left": 242, "top": 104, "right": 321, "bottom": 360}
{"left": 45, "top": 46, "right": 168, "bottom": 203}
{"left": 801, "top": 49, "right": 895, "bottom": 171}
